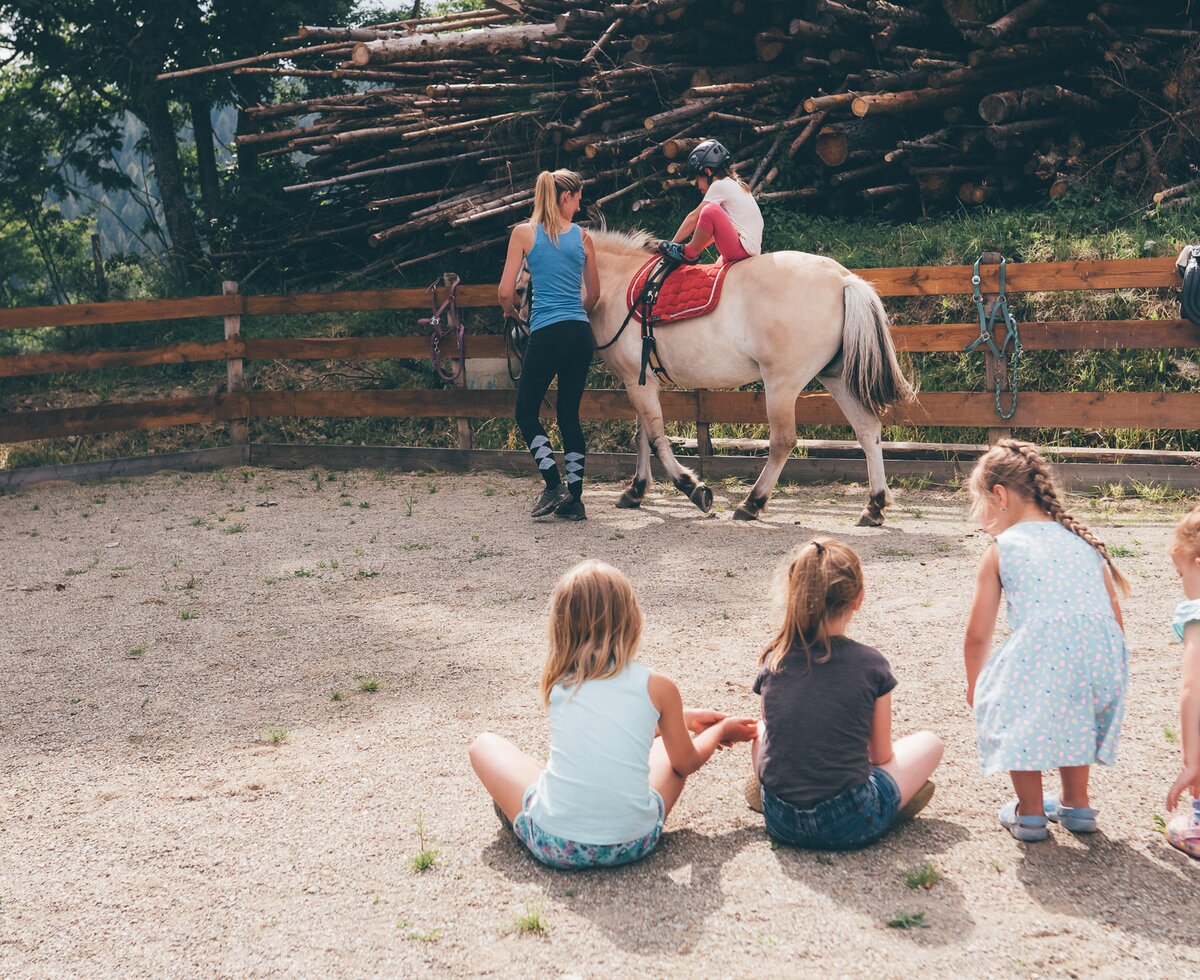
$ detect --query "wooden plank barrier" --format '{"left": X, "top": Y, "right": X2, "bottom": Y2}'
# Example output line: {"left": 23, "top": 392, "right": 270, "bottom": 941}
{"left": 1, "top": 255, "right": 1197, "bottom": 488}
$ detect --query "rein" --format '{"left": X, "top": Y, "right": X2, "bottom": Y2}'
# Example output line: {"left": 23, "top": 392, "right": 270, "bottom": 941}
{"left": 595, "top": 252, "right": 678, "bottom": 386}
{"left": 419, "top": 273, "right": 465, "bottom": 383}
{"left": 963, "top": 255, "right": 1023, "bottom": 420}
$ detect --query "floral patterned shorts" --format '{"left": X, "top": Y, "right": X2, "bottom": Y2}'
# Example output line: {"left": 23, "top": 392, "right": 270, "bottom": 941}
{"left": 512, "top": 786, "right": 664, "bottom": 869}
{"left": 1167, "top": 800, "right": 1200, "bottom": 860}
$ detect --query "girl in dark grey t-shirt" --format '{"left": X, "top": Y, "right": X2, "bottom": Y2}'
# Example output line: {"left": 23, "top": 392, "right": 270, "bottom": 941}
{"left": 748, "top": 538, "right": 945, "bottom": 850}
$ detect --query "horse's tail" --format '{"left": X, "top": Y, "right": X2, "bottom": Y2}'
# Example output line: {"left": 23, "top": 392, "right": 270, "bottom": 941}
{"left": 840, "top": 273, "right": 915, "bottom": 415}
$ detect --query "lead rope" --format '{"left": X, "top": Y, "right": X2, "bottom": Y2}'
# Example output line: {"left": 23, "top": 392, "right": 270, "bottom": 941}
{"left": 963, "top": 255, "right": 1023, "bottom": 420}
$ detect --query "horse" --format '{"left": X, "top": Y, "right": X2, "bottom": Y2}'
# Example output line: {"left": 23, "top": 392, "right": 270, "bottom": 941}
{"left": 583, "top": 228, "right": 914, "bottom": 525}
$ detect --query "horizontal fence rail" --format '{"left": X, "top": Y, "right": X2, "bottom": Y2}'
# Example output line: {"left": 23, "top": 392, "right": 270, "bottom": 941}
{"left": 1, "top": 256, "right": 1197, "bottom": 489}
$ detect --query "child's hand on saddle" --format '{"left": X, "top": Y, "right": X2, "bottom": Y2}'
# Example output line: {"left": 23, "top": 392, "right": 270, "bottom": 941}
{"left": 716, "top": 716, "right": 758, "bottom": 746}
{"left": 683, "top": 708, "right": 727, "bottom": 735}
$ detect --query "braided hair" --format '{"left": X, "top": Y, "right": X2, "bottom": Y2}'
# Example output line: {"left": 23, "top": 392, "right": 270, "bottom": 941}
{"left": 760, "top": 537, "right": 864, "bottom": 673}
{"left": 968, "top": 438, "right": 1130, "bottom": 596}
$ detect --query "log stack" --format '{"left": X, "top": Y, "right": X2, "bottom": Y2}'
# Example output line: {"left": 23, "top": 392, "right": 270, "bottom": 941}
{"left": 171, "top": 1, "right": 1200, "bottom": 276}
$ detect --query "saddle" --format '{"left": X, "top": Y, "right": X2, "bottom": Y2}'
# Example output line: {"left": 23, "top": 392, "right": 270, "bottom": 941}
{"left": 609, "top": 249, "right": 734, "bottom": 385}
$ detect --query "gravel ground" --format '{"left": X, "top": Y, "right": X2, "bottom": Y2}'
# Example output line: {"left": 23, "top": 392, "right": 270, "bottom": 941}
{"left": 2, "top": 466, "right": 1198, "bottom": 978}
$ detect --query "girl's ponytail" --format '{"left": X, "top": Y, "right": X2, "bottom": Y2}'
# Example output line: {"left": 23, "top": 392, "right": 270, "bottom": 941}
{"left": 760, "top": 538, "right": 864, "bottom": 673}
{"left": 530, "top": 169, "right": 583, "bottom": 246}
{"left": 969, "top": 438, "right": 1131, "bottom": 597}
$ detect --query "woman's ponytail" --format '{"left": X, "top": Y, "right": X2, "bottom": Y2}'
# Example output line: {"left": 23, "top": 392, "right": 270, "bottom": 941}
{"left": 530, "top": 169, "right": 583, "bottom": 246}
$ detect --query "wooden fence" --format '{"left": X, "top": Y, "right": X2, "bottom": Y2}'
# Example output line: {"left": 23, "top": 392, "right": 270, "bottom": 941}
{"left": 2, "top": 256, "right": 1199, "bottom": 492}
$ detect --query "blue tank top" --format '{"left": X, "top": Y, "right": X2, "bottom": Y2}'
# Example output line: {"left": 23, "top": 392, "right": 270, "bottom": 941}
{"left": 527, "top": 661, "right": 662, "bottom": 844}
{"left": 525, "top": 223, "right": 588, "bottom": 332}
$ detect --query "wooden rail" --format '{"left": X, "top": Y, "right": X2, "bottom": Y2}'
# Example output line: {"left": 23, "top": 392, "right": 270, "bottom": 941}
{"left": 2, "top": 255, "right": 1196, "bottom": 487}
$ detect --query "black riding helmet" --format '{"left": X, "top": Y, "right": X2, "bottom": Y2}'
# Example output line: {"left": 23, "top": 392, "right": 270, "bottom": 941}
{"left": 685, "top": 138, "right": 731, "bottom": 180}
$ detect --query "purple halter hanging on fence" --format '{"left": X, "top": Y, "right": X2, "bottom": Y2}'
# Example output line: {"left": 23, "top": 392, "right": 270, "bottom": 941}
{"left": 420, "top": 273, "right": 465, "bottom": 383}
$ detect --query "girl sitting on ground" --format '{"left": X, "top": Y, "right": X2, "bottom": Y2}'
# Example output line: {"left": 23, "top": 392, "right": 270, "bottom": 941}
{"left": 1166, "top": 503, "right": 1200, "bottom": 859}
{"left": 963, "top": 439, "right": 1129, "bottom": 843}
{"left": 746, "top": 538, "right": 944, "bottom": 850}
{"left": 469, "top": 560, "right": 757, "bottom": 869}
{"left": 660, "top": 138, "right": 764, "bottom": 267}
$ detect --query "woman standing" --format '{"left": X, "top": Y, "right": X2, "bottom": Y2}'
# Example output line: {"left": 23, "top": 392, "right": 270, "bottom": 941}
{"left": 499, "top": 169, "right": 600, "bottom": 521}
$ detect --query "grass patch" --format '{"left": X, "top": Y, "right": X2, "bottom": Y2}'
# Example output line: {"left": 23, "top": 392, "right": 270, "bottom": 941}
{"left": 1164, "top": 725, "right": 1179, "bottom": 744}
{"left": 179, "top": 609, "right": 198, "bottom": 621}
{"left": 356, "top": 569, "right": 381, "bottom": 579}
{"left": 398, "top": 921, "right": 442, "bottom": 942}
{"left": 331, "top": 690, "right": 344, "bottom": 701}
{"left": 126, "top": 646, "right": 145, "bottom": 659}
{"left": 510, "top": 903, "right": 547, "bottom": 935}
{"left": 1153, "top": 813, "right": 1168, "bottom": 835}
{"left": 266, "top": 727, "right": 290, "bottom": 745}
{"left": 901, "top": 861, "right": 942, "bottom": 890}
{"left": 357, "top": 677, "right": 381, "bottom": 692}
{"left": 887, "top": 911, "right": 929, "bottom": 930}
{"left": 223, "top": 522, "right": 247, "bottom": 534}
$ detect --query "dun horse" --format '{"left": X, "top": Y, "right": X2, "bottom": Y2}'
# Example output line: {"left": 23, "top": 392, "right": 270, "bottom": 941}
{"left": 584, "top": 229, "right": 913, "bottom": 525}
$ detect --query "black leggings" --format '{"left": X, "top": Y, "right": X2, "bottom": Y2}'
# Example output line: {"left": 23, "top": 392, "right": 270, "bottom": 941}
{"left": 515, "top": 319, "right": 592, "bottom": 494}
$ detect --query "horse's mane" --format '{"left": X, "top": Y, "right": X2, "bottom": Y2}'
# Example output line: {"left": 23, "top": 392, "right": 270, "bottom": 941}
{"left": 587, "top": 225, "right": 657, "bottom": 255}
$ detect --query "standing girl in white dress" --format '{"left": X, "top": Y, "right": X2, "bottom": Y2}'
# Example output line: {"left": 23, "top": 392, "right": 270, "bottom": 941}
{"left": 963, "top": 439, "right": 1129, "bottom": 842}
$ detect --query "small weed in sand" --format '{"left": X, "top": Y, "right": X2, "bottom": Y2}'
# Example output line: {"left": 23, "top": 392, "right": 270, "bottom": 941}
{"left": 470, "top": 547, "right": 504, "bottom": 562}
{"left": 991, "top": 859, "right": 1004, "bottom": 873}
{"left": 1108, "top": 544, "right": 1139, "bottom": 558}
{"left": 427, "top": 482, "right": 439, "bottom": 494}
{"left": 404, "top": 496, "right": 417, "bottom": 517}
{"left": 294, "top": 568, "right": 314, "bottom": 578}
{"left": 1131, "top": 480, "right": 1183, "bottom": 504}
{"left": 902, "top": 862, "right": 942, "bottom": 890}
{"left": 887, "top": 911, "right": 929, "bottom": 930}
{"left": 223, "top": 522, "right": 247, "bottom": 534}
{"left": 356, "top": 569, "right": 381, "bottom": 579}
{"left": 410, "top": 816, "right": 438, "bottom": 872}
{"left": 397, "top": 920, "right": 442, "bottom": 942}
{"left": 1153, "top": 814, "right": 1168, "bottom": 835}
{"left": 358, "top": 677, "right": 381, "bottom": 692}
{"left": 1165, "top": 725, "right": 1179, "bottom": 744}
{"left": 266, "top": 727, "right": 290, "bottom": 745}
{"left": 484, "top": 486, "right": 496, "bottom": 497}
{"left": 895, "top": 475, "right": 932, "bottom": 492}
{"left": 189, "top": 517, "right": 205, "bottom": 527}
{"left": 180, "top": 609, "right": 199, "bottom": 621}
{"left": 331, "top": 690, "right": 344, "bottom": 702}
{"left": 373, "top": 467, "right": 391, "bottom": 483}
{"left": 401, "top": 542, "right": 429, "bottom": 551}
{"left": 725, "top": 569, "right": 736, "bottom": 578}
{"left": 359, "top": 501, "right": 371, "bottom": 509}
{"left": 509, "top": 904, "right": 547, "bottom": 935}
{"left": 310, "top": 469, "right": 323, "bottom": 490}
{"left": 126, "top": 646, "right": 145, "bottom": 660}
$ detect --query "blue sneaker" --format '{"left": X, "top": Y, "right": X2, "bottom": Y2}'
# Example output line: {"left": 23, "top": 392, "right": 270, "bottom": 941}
{"left": 998, "top": 799, "right": 1049, "bottom": 842}
{"left": 1044, "top": 795, "right": 1099, "bottom": 833}
{"left": 658, "top": 240, "right": 697, "bottom": 265}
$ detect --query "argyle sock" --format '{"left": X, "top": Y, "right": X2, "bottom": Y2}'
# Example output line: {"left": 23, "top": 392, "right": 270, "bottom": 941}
{"left": 564, "top": 451, "right": 585, "bottom": 500}
{"left": 529, "top": 434, "right": 561, "bottom": 489}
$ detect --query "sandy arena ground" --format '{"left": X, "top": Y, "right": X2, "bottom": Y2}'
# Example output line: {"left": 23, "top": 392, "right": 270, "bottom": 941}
{"left": 2, "top": 465, "right": 1199, "bottom": 977}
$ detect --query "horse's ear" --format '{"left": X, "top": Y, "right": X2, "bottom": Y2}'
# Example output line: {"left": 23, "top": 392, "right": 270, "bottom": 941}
{"left": 587, "top": 204, "right": 607, "bottom": 232}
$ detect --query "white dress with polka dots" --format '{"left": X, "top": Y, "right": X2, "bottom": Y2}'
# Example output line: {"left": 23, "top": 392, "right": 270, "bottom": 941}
{"left": 974, "top": 521, "right": 1128, "bottom": 775}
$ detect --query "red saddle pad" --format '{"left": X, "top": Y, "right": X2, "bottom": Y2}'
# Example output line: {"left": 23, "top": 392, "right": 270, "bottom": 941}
{"left": 626, "top": 256, "right": 732, "bottom": 324}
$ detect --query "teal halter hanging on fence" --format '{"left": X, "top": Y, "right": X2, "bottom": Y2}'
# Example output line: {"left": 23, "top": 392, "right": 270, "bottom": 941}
{"left": 964, "top": 254, "right": 1023, "bottom": 420}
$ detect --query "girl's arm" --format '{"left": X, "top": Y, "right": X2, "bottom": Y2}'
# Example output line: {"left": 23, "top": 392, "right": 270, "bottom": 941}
{"left": 1102, "top": 564, "right": 1125, "bottom": 632}
{"left": 648, "top": 673, "right": 756, "bottom": 776}
{"left": 671, "top": 205, "right": 702, "bottom": 243}
{"left": 963, "top": 545, "right": 1002, "bottom": 707}
{"left": 497, "top": 224, "right": 533, "bottom": 317}
{"left": 581, "top": 229, "right": 601, "bottom": 312}
{"left": 1168, "top": 624, "right": 1200, "bottom": 810}
{"left": 868, "top": 692, "right": 894, "bottom": 766}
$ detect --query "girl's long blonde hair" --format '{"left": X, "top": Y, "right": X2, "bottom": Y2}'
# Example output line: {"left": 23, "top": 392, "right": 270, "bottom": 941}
{"left": 759, "top": 537, "right": 864, "bottom": 673}
{"left": 531, "top": 169, "right": 583, "bottom": 246}
{"left": 968, "top": 438, "right": 1130, "bottom": 596}
{"left": 540, "top": 560, "right": 643, "bottom": 706}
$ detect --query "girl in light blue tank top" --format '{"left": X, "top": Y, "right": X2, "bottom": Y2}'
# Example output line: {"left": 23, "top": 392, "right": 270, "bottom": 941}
{"left": 1166, "top": 505, "right": 1200, "bottom": 860}
{"left": 498, "top": 170, "right": 600, "bottom": 522}
{"left": 468, "top": 560, "right": 758, "bottom": 869}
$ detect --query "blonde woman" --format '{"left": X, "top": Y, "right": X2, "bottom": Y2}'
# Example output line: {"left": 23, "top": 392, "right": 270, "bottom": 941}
{"left": 749, "top": 538, "right": 943, "bottom": 849}
{"left": 498, "top": 170, "right": 600, "bottom": 521}
{"left": 469, "top": 560, "right": 757, "bottom": 869}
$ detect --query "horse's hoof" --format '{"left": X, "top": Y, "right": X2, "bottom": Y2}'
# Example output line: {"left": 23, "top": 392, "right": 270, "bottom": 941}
{"left": 856, "top": 510, "right": 884, "bottom": 527}
{"left": 689, "top": 484, "right": 713, "bottom": 513}
{"left": 733, "top": 505, "right": 759, "bottom": 521}
{"left": 616, "top": 491, "right": 642, "bottom": 509}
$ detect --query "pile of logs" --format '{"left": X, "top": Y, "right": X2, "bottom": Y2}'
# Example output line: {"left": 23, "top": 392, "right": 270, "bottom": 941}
{"left": 165, "top": 1, "right": 1200, "bottom": 276}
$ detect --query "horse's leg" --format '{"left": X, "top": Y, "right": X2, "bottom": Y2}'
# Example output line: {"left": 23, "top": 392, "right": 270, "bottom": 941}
{"left": 623, "top": 386, "right": 713, "bottom": 513}
{"left": 819, "top": 372, "right": 891, "bottom": 526}
{"left": 616, "top": 417, "right": 653, "bottom": 509}
{"left": 734, "top": 386, "right": 799, "bottom": 521}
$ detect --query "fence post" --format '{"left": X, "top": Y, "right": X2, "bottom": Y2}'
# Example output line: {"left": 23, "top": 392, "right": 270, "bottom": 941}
{"left": 695, "top": 388, "right": 711, "bottom": 478}
{"left": 454, "top": 350, "right": 472, "bottom": 451}
{"left": 223, "top": 280, "right": 249, "bottom": 452}
{"left": 978, "top": 252, "right": 1012, "bottom": 446}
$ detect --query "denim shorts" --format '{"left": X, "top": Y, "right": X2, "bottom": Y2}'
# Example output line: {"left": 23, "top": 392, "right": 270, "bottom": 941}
{"left": 512, "top": 786, "right": 665, "bottom": 870}
{"left": 761, "top": 768, "right": 901, "bottom": 851}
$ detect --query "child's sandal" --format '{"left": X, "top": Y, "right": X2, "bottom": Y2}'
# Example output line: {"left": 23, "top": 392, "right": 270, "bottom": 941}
{"left": 998, "top": 799, "right": 1049, "bottom": 842}
{"left": 898, "top": 780, "right": 936, "bottom": 822}
{"left": 1043, "top": 794, "right": 1099, "bottom": 834}
{"left": 744, "top": 775, "right": 763, "bottom": 813}
{"left": 1166, "top": 811, "right": 1200, "bottom": 860}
